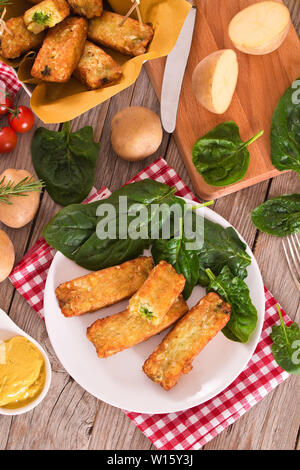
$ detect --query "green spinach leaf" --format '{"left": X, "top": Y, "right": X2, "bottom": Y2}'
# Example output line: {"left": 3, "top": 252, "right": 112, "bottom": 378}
{"left": 192, "top": 121, "right": 263, "bottom": 187}
{"left": 152, "top": 210, "right": 251, "bottom": 297}
{"left": 43, "top": 200, "right": 101, "bottom": 259}
{"left": 43, "top": 180, "right": 180, "bottom": 270}
{"left": 32, "top": 122, "right": 100, "bottom": 206}
{"left": 251, "top": 194, "right": 300, "bottom": 236}
{"left": 271, "top": 78, "right": 300, "bottom": 175}
{"left": 206, "top": 266, "right": 258, "bottom": 343}
{"left": 198, "top": 217, "right": 251, "bottom": 286}
{"left": 270, "top": 304, "right": 300, "bottom": 374}
{"left": 73, "top": 181, "right": 183, "bottom": 270}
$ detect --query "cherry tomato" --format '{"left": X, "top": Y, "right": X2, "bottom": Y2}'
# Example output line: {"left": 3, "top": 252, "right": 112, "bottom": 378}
{"left": 8, "top": 106, "right": 35, "bottom": 134}
{"left": 0, "top": 127, "right": 17, "bottom": 153}
{"left": 0, "top": 94, "right": 13, "bottom": 116}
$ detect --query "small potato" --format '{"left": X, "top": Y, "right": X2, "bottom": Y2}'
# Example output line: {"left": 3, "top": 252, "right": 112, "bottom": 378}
{"left": 192, "top": 49, "right": 238, "bottom": 114}
{"left": 0, "top": 230, "right": 15, "bottom": 282}
{"left": 0, "top": 169, "right": 40, "bottom": 228}
{"left": 228, "top": 1, "right": 291, "bottom": 55}
{"left": 111, "top": 107, "right": 163, "bottom": 161}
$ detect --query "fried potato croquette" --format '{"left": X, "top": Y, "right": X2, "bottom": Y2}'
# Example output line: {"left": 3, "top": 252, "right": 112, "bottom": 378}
{"left": 88, "top": 10, "right": 154, "bottom": 56}
{"left": 0, "top": 16, "right": 45, "bottom": 59}
{"left": 87, "top": 296, "right": 188, "bottom": 358}
{"left": 143, "top": 293, "right": 231, "bottom": 390}
{"left": 129, "top": 260, "right": 186, "bottom": 325}
{"left": 74, "top": 40, "right": 122, "bottom": 90}
{"left": 55, "top": 257, "right": 154, "bottom": 317}
{"left": 24, "top": 0, "right": 70, "bottom": 34}
{"left": 67, "top": 0, "right": 103, "bottom": 19}
{"left": 31, "top": 16, "right": 87, "bottom": 82}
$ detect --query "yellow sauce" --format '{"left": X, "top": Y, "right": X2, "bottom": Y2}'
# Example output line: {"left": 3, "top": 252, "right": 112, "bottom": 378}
{"left": 0, "top": 336, "right": 46, "bottom": 409}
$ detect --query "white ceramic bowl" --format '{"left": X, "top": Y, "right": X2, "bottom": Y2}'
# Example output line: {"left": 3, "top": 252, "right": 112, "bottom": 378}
{"left": 0, "top": 308, "right": 52, "bottom": 416}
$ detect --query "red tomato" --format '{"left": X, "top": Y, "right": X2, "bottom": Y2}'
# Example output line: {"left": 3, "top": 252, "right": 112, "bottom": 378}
{"left": 0, "top": 127, "right": 17, "bottom": 153}
{"left": 0, "top": 95, "right": 13, "bottom": 116}
{"left": 8, "top": 106, "right": 35, "bottom": 134}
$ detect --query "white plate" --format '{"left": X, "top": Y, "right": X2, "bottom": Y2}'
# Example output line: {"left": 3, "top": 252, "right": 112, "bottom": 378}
{"left": 44, "top": 199, "right": 265, "bottom": 414}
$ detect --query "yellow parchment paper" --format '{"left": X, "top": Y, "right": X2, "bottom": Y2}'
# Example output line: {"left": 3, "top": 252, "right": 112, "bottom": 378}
{"left": 1, "top": 0, "right": 191, "bottom": 123}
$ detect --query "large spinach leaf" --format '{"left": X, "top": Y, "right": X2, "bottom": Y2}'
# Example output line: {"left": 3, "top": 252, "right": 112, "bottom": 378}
{"left": 32, "top": 122, "right": 100, "bottom": 206}
{"left": 270, "top": 304, "right": 300, "bottom": 374}
{"left": 152, "top": 210, "right": 251, "bottom": 297}
{"left": 251, "top": 194, "right": 300, "bottom": 236}
{"left": 43, "top": 179, "right": 181, "bottom": 270}
{"left": 73, "top": 181, "right": 184, "bottom": 270}
{"left": 206, "top": 266, "right": 258, "bottom": 343}
{"left": 198, "top": 217, "right": 251, "bottom": 286}
{"left": 271, "top": 78, "right": 300, "bottom": 175}
{"left": 192, "top": 121, "right": 263, "bottom": 187}
{"left": 43, "top": 200, "right": 102, "bottom": 259}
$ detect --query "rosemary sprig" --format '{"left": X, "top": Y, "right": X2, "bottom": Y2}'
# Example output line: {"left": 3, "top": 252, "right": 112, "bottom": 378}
{"left": 0, "top": 1, "right": 11, "bottom": 11}
{"left": 0, "top": 176, "right": 44, "bottom": 204}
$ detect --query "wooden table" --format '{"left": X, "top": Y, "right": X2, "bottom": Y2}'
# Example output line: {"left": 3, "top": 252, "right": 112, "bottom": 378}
{"left": 0, "top": 0, "right": 299, "bottom": 451}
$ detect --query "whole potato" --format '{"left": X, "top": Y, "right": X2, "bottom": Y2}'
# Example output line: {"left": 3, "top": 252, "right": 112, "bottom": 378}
{"left": 0, "top": 230, "right": 15, "bottom": 282}
{"left": 111, "top": 107, "right": 163, "bottom": 161}
{"left": 0, "top": 169, "right": 41, "bottom": 228}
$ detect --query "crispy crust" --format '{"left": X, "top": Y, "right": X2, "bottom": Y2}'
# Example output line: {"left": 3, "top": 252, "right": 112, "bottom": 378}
{"left": 55, "top": 257, "right": 154, "bottom": 317}
{"left": 24, "top": 0, "right": 70, "bottom": 34}
{"left": 67, "top": 0, "right": 103, "bottom": 19}
{"left": 87, "top": 296, "right": 188, "bottom": 358}
{"left": 129, "top": 260, "right": 186, "bottom": 325}
{"left": 88, "top": 10, "right": 154, "bottom": 57}
{"left": 31, "top": 16, "right": 87, "bottom": 82}
{"left": 143, "top": 293, "right": 231, "bottom": 390}
{"left": 74, "top": 40, "right": 122, "bottom": 90}
{"left": 0, "top": 16, "right": 45, "bottom": 59}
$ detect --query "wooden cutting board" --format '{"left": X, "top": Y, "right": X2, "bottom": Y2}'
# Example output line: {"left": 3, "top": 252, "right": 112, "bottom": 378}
{"left": 145, "top": 0, "right": 300, "bottom": 200}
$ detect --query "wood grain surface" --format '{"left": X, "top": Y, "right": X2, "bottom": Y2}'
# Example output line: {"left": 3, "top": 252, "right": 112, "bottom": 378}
{"left": 0, "top": 0, "right": 299, "bottom": 450}
{"left": 146, "top": 0, "right": 300, "bottom": 199}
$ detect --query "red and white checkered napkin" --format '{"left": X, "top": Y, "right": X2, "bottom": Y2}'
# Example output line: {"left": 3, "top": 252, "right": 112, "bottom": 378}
{"left": 0, "top": 61, "right": 21, "bottom": 97}
{"left": 9, "top": 158, "right": 290, "bottom": 450}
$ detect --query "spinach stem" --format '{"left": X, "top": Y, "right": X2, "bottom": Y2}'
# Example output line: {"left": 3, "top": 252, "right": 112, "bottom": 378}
{"left": 205, "top": 268, "right": 228, "bottom": 301}
{"left": 239, "top": 129, "right": 264, "bottom": 152}
{"left": 62, "top": 121, "right": 71, "bottom": 135}
{"left": 176, "top": 216, "right": 183, "bottom": 239}
{"left": 276, "top": 303, "right": 291, "bottom": 352}
{"left": 191, "top": 200, "right": 214, "bottom": 210}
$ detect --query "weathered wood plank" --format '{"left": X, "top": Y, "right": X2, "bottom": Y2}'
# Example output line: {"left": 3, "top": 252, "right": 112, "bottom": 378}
{"left": 0, "top": 90, "right": 60, "bottom": 448}
{"left": 88, "top": 403, "right": 152, "bottom": 450}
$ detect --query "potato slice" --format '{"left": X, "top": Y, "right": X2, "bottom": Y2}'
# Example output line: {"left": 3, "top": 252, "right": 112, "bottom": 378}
{"left": 192, "top": 49, "right": 238, "bottom": 114}
{"left": 228, "top": 1, "right": 291, "bottom": 55}
{"left": 0, "top": 231, "right": 15, "bottom": 283}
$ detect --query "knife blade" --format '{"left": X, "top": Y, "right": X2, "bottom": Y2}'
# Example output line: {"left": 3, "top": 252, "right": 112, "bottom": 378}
{"left": 160, "top": 5, "right": 196, "bottom": 134}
